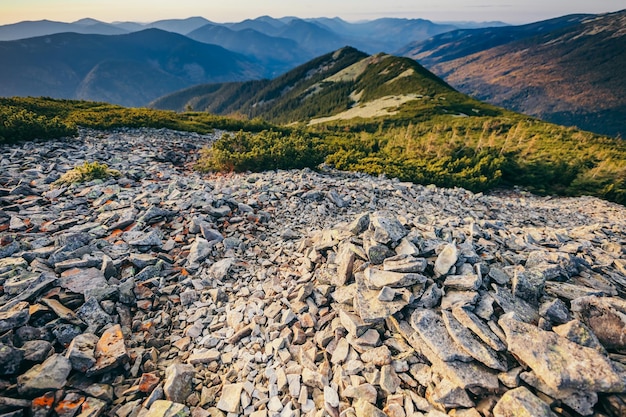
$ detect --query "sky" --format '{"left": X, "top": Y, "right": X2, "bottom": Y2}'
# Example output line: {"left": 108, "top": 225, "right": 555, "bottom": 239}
{"left": 0, "top": 0, "right": 623, "bottom": 25}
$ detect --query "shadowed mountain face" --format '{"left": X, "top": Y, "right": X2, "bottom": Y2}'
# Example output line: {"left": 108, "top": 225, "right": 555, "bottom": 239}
{"left": 0, "top": 29, "right": 264, "bottom": 107}
{"left": 402, "top": 11, "right": 626, "bottom": 137}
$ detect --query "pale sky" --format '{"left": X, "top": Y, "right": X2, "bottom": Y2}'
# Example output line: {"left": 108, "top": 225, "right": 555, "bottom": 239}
{"left": 0, "top": 0, "right": 623, "bottom": 25}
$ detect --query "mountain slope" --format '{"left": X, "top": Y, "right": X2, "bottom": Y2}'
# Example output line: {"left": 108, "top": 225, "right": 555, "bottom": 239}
{"left": 0, "top": 29, "right": 263, "bottom": 107}
{"left": 411, "top": 10, "right": 626, "bottom": 137}
{"left": 400, "top": 14, "right": 591, "bottom": 66}
{"left": 151, "top": 46, "right": 501, "bottom": 125}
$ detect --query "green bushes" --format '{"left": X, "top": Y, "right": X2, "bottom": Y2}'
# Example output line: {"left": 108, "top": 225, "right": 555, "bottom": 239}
{"left": 0, "top": 97, "right": 275, "bottom": 142}
{"left": 195, "top": 130, "right": 325, "bottom": 172}
{"left": 0, "top": 105, "right": 76, "bottom": 143}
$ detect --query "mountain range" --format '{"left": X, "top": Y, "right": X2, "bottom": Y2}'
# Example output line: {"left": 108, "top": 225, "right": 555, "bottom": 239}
{"left": 402, "top": 10, "right": 626, "bottom": 137}
{"left": 0, "top": 11, "right": 624, "bottom": 137}
{"left": 0, "top": 29, "right": 262, "bottom": 107}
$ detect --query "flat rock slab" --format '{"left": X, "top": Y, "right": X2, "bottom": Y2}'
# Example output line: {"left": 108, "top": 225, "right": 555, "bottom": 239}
{"left": 493, "top": 386, "right": 552, "bottom": 417}
{"left": 410, "top": 309, "right": 473, "bottom": 363}
{"left": 216, "top": 383, "right": 244, "bottom": 414}
{"left": 499, "top": 313, "right": 624, "bottom": 393}
{"left": 17, "top": 354, "right": 72, "bottom": 397}
{"left": 452, "top": 306, "right": 507, "bottom": 352}
{"left": 363, "top": 267, "right": 427, "bottom": 289}
{"left": 441, "top": 310, "right": 507, "bottom": 371}
{"left": 0, "top": 301, "right": 30, "bottom": 333}
{"left": 59, "top": 268, "right": 107, "bottom": 295}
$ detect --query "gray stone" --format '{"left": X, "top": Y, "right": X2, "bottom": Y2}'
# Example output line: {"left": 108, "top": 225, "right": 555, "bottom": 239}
{"left": 126, "top": 230, "right": 163, "bottom": 247}
{"left": 492, "top": 387, "right": 552, "bottom": 417}
{"left": 163, "top": 363, "right": 195, "bottom": 403}
{"left": 428, "top": 377, "right": 474, "bottom": 409}
{"left": 363, "top": 267, "right": 427, "bottom": 289}
{"left": 348, "top": 212, "right": 370, "bottom": 235}
{"left": 520, "top": 371, "right": 598, "bottom": 416}
{"left": 552, "top": 319, "right": 605, "bottom": 352}
{"left": 383, "top": 254, "right": 427, "bottom": 273}
{"left": 380, "top": 364, "right": 401, "bottom": 394}
{"left": 66, "top": 333, "right": 99, "bottom": 372}
{"left": 451, "top": 306, "right": 506, "bottom": 352}
{"left": 370, "top": 212, "right": 407, "bottom": 244}
{"left": 443, "top": 274, "right": 482, "bottom": 291}
{"left": 107, "top": 208, "right": 135, "bottom": 230}
{"left": 21, "top": 340, "right": 54, "bottom": 362}
{"left": 188, "top": 237, "right": 211, "bottom": 265}
{"left": 434, "top": 244, "right": 459, "bottom": 276}
{"left": 539, "top": 298, "right": 572, "bottom": 324}
{"left": 77, "top": 297, "right": 112, "bottom": 333}
{"left": 59, "top": 267, "right": 108, "bottom": 295}
{"left": 355, "top": 274, "right": 414, "bottom": 322}
{"left": 416, "top": 283, "right": 442, "bottom": 308}
{"left": 491, "top": 285, "right": 539, "bottom": 323}
{"left": 499, "top": 312, "right": 624, "bottom": 393}
{"left": 367, "top": 244, "right": 395, "bottom": 265}
{"left": 208, "top": 258, "right": 235, "bottom": 281}
{"left": 441, "top": 310, "right": 506, "bottom": 371}
{"left": 187, "top": 349, "right": 221, "bottom": 364}
{"left": 17, "top": 354, "right": 72, "bottom": 396}
{"left": 0, "top": 343, "right": 23, "bottom": 375}
{"left": 511, "top": 269, "right": 544, "bottom": 304}
{"left": 410, "top": 309, "right": 473, "bottom": 362}
{"left": 333, "top": 243, "right": 355, "bottom": 286}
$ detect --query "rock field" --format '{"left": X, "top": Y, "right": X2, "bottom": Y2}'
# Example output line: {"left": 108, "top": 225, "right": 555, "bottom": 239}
{"left": 0, "top": 128, "right": 626, "bottom": 417}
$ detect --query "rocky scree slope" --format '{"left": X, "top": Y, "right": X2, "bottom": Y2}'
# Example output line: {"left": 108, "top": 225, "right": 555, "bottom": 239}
{"left": 0, "top": 129, "right": 626, "bottom": 416}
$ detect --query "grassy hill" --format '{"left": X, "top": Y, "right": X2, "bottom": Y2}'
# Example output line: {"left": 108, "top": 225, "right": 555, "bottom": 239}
{"left": 151, "top": 46, "right": 502, "bottom": 124}
{"left": 403, "top": 10, "right": 626, "bottom": 138}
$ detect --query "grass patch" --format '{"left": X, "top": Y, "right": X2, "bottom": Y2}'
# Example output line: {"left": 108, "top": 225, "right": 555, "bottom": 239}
{"left": 53, "top": 161, "right": 121, "bottom": 186}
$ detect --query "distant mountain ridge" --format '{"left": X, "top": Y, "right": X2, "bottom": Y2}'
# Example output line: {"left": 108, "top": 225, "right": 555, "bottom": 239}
{"left": 403, "top": 10, "right": 626, "bottom": 137}
{"left": 0, "top": 29, "right": 263, "bottom": 107}
{"left": 0, "top": 15, "right": 467, "bottom": 89}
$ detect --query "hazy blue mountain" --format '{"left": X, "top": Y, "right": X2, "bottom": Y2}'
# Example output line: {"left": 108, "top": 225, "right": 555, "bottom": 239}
{"left": 433, "top": 21, "right": 510, "bottom": 29}
{"left": 110, "top": 21, "right": 147, "bottom": 32}
{"left": 187, "top": 24, "right": 308, "bottom": 76}
{"left": 0, "top": 19, "right": 128, "bottom": 41}
{"left": 224, "top": 16, "right": 286, "bottom": 35}
{"left": 145, "top": 17, "right": 212, "bottom": 34}
{"left": 0, "top": 29, "right": 263, "bottom": 107}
